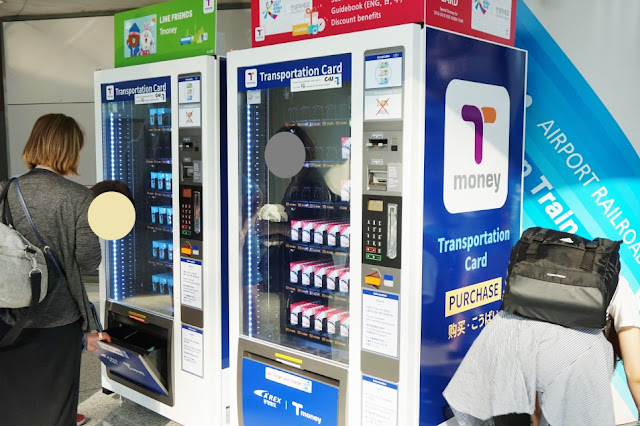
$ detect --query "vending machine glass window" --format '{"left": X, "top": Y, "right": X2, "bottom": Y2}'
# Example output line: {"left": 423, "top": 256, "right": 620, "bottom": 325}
{"left": 238, "top": 56, "right": 352, "bottom": 363}
{"left": 101, "top": 77, "right": 174, "bottom": 318}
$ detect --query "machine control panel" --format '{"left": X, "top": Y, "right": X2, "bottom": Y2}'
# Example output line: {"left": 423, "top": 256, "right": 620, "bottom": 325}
{"left": 178, "top": 72, "right": 204, "bottom": 328}
{"left": 361, "top": 48, "right": 404, "bottom": 385}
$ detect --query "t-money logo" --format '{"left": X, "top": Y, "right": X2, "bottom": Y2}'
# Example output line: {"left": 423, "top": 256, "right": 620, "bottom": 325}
{"left": 245, "top": 69, "right": 258, "bottom": 88}
{"left": 443, "top": 79, "right": 510, "bottom": 214}
{"left": 106, "top": 85, "right": 115, "bottom": 101}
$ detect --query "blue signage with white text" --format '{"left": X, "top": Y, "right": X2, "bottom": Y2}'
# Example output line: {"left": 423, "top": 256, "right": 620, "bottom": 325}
{"left": 241, "top": 357, "right": 339, "bottom": 426}
{"left": 238, "top": 54, "right": 352, "bottom": 92}
{"left": 419, "top": 28, "right": 527, "bottom": 424}
{"left": 102, "top": 76, "right": 171, "bottom": 103}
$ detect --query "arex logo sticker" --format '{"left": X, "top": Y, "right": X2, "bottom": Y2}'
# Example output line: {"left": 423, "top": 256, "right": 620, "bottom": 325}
{"left": 443, "top": 79, "right": 510, "bottom": 214}
{"left": 253, "top": 389, "right": 282, "bottom": 408}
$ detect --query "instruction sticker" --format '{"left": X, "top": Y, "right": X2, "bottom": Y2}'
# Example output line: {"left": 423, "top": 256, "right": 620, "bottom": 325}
{"left": 364, "top": 89, "right": 402, "bottom": 121}
{"left": 362, "top": 376, "right": 398, "bottom": 426}
{"left": 178, "top": 76, "right": 201, "bottom": 104}
{"left": 181, "top": 258, "right": 203, "bottom": 309}
{"left": 182, "top": 325, "right": 204, "bottom": 378}
{"left": 179, "top": 105, "right": 201, "bottom": 127}
{"left": 362, "top": 290, "right": 399, "bottom": 358}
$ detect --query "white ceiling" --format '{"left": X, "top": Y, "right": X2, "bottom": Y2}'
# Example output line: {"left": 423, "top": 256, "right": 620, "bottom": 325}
{"left": 0, "top": 0, "right": 244, "bottom": 18}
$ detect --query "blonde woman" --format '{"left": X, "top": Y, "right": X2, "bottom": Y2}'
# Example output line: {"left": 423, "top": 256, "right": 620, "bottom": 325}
{"left": 0, "top": 114, "right": 109, "bottom": 426}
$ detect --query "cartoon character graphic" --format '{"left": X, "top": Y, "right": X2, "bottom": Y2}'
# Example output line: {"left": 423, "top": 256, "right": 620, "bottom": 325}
{"left": 139, "top": 22, "right": 155, "bottom": 56}
{"left": 127, "top": 23, "right": 141, "bottom": 57}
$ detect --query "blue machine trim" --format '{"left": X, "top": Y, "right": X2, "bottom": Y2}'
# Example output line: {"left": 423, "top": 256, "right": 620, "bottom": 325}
{"left": 219, "top": 58, "right": 230, "bottom": 370}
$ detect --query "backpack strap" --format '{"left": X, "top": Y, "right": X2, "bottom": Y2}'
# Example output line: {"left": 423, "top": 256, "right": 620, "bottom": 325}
{"left": 1, "top": 178, "right": 16, "bottom": 227}
{"left": 0, "top": 261, "right": 43, "bottom": 348}
{"left": 580, "top": 241, "right": 599, "bottom": 271}
{"left": 525, "top": 228, "right": 547, "bottom": 262}
{"left": 13, "top": 179, "right": 65, "bottom": 278}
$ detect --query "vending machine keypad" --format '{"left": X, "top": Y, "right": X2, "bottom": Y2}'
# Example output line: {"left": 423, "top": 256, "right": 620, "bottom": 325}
{"left": 362, "top": 195, "right": 401, "bottom": 269}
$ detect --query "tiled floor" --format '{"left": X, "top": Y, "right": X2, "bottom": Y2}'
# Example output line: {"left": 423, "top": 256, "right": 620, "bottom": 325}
{"left": 79, "top": 280, "right": 180, "bottom": 426}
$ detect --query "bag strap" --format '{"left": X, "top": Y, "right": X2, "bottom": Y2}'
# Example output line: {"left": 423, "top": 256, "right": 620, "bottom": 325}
{"left": 14, "top": 179, "right": 48, "bottom": 249}
{"left": 525, "top": 228, "right": 547, "bottom": 262}
{"left": 13, "top": 179, "right": 65, "bottom": 278}
{"left": 90, "top": 302, "right": 104, "bottom": 332}
{"left": 580, "top": 241, "right": 599, "bottom": 271}
{"left": 1, "top": 178, "right": 16, "bottom": 227}
{"left": 0, "top": 268, "right": 42, "bottom": 348}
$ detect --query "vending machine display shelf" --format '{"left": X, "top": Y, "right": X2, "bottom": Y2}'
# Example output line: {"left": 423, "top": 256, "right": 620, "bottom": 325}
{"left": 284, "top": 120, "right": 349, "bottom": 128}
{"left": 148, "top": 259, "right": 173, "bottom": 269}
{"left": 285, "top": 283, "right": 349, "bottom": 304}
{"left": 286, "top": 242, "right": 349, "bottom": 257}
{"left": 284, "top": 326, "right": 348, "bottom": 349}
{"left": 285, "top": 200, "right": 349, "bottom": 211}
{"left": 147, "top": 225, "right": 173, "bottom": 234}
{"left": 145, "top": 159, "right": 172, "bottom": 165}
{"left": 147, "top": 190, "right": 172, "bottom": 199}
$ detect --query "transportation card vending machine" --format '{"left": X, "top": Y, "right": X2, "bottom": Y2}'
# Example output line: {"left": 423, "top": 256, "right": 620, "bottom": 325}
{"left": 94, "top": 55, "right": 230, "bottom": 425}
{"left": 228, "top": 24, "right": 526, "bottom": 425}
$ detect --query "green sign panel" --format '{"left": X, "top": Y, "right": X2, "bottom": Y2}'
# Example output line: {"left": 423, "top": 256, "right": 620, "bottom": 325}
{"left": 115, "top": 0, "right": 216, "bottom": 67}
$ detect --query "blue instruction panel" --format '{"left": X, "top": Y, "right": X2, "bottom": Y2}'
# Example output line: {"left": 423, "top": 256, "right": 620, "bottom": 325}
{"left": 241, "top": 357, "right": 339, "bottom": 426}
{"left": 95, "top": 341, "right": 168, "bottom": 397}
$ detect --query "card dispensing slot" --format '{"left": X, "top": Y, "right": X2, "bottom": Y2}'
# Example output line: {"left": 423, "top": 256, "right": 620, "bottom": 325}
{"left": 368, "top": 167, "right": 387, "bottom": 191}
{"left": 367, "top": 138, "right": 388, "bottom": 149}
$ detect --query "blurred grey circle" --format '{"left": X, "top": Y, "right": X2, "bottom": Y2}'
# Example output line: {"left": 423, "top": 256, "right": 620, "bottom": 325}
{"left": 265, "top": 131, "right": 306, "bottom": 178}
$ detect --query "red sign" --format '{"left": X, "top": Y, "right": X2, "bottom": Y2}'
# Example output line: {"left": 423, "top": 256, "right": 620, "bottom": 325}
{"left": 425, "top": 0, "right": 516, "bottom": 46}
{"left": 251, "top": 0, "right": 516, "bottom": 47}
{"left": 252, "top": 0, "right": 423, "bottom": 47}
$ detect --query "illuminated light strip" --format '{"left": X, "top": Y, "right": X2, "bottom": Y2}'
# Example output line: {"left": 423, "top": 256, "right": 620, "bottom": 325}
{"left": 108, "top": 111, "right": 119, "bottom": 300}
{"left": 246, "top": 103, "right": 253, "bottom": 337}
{"left": 109, "top": 112, "right": 116, "bottom": 180}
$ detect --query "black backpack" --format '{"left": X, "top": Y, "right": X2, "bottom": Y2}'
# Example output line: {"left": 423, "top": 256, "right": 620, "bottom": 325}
{"left": 502, "top": 227, "right": 622, "bottom": 329}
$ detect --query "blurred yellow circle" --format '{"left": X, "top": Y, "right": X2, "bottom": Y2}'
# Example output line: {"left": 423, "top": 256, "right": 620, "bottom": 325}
{"left": 88, "top": 192, "right": 136, "bottom": 240}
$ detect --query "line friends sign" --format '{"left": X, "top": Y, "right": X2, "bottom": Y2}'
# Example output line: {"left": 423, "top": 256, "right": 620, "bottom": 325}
{"left": 115, "top": 0, "right": 216, "bottom": 67}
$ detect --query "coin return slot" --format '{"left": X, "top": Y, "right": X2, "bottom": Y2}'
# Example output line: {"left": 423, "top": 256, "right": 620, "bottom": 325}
{"left": 368, "top": 168, "right": 388, "bottom": 191}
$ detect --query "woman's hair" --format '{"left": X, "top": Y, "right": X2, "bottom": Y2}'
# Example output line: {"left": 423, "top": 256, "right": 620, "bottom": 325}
{"left": 22, "top": 113, "right": 84, "bottom": 175}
